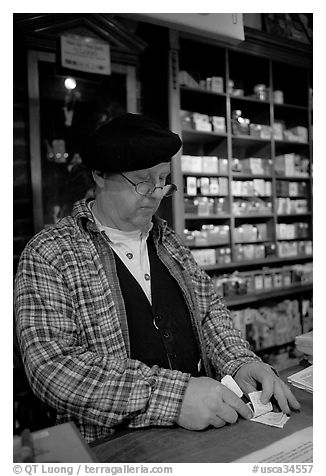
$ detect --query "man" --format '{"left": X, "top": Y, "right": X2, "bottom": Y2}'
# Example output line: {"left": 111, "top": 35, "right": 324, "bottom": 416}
{"left": 14, "top": 113, "right": 300, "bottom": 443}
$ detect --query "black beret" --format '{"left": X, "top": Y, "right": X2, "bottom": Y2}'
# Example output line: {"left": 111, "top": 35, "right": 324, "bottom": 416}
{"left": 82, "top": 113, "right": 182, "bottom": 173}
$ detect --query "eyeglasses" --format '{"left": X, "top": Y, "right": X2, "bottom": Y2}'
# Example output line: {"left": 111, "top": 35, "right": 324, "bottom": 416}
{"left": 120, "top": 173, "right": 177, "bottom": 197}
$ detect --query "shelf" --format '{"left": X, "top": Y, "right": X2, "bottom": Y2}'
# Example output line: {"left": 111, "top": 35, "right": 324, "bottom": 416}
{"left": 276, "top": 195, "right": 309, "bottom": 199}
{"left": 234, "top": 240, "right": 272, "bottom": 244}
{"left": 233, "top": 214, "right": 273, "bottom": 219}
{"left": 182, "top": 172, "right": 229, "bottom": 177}
{"left": 275, "top": 139, "right": 309, "bottom": 146}
{"left": 171, "top": 30, "right": 312, "bottom": 322}
{"left": 277, "top": 237, "right": 310, "bottom": 242}
{"left": 180, "top": 85, "right": 226, "bottom": 98}
{"left": 202, "top": 254, "right": 312, "bottom": 272}
{"left": 231, "top": 135, "right": 271, "bottom": 147}
{"left": 230, "top": 95, "right": 270, "bottom": 105}
{"left": 225, "top": 283, "right": 313, "bottom": 307}
{"left": 277, "top": 213, "right": 312, "bottom": 217}
{"left": 185, "top": 213, "right": 230, "bottom": 220}
{"left": 184, "top": 194, "right": 229, "bottom": 198}
{"left": 275, "top": 176, "right": 310, "bottom": 181}
{"left": 274, "top": 102, "right": 308, "bottom": 112}
{"left": 233, "top": 194, "right": 272, "bottom": 198}
{"left": 232, "top": 173, "right": 272, "bottom": 179}
{"left": 182, "top": 129, "right": 227, "bottom": 144}
{"left": 190, "top": 243, "right": 230, "bottom": 249}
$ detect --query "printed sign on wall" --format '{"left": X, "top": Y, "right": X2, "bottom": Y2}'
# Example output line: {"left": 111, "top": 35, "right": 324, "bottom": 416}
{"left": 61, "top": 34, "right": 111, "bottom": 75}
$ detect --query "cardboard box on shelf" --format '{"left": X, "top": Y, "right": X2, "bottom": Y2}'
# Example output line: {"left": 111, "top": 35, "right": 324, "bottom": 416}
{"left": 288, "top": 126, "right": 308, "bottom": 143}
{"left": 249, "top": 157, "right": 264, "bottom": 175}
{"left": 209, "top": 178, "right": 219, "bottom": 195}
{"left": 218, "top": 158, "right": 229, "bottom": 174}
{"left": 186, "top": 176, "right": 198, "bottom": 196}
{"left": 197, "top": 197, "right": 214, "bottom": 216}
{"left": 273, "top": 121, "right": 285, "bottom": 140}
{"left": 202, "top": 155, "right": 218, "bottom": 174}
{"left": 193, "top": 112, "right": 212, "bottom": 131}
{"left": 263, "top": 269, "right": 274, "bottom": 290}
{"left": 200, "top": 177, "right": 210, "bottom": 195}
{"left": 260, "top": 125, "right": 272, "bottom": 139}
{"left": 249, "top": 123, "right": 263, "bottom": 138}
{"left": 210, "top": 76, "right": 224, "bottom": 93}
{"left": 181, "top": 155, "right": 202, "bottom": 173}
{"left": 191, "top": 248, "right": 216, "bottom": 266}
{"left": 212, "top": 116, "right": 226, "bottom": 132}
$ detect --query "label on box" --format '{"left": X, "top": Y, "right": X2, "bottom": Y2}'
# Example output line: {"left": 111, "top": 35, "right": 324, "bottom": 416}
{"left": 200, "top": 177, "right": 210, "bottom": 195}
{"left": 254, "top": 275, "right": 264, "bottom": 290}
{"left": 186, "top": 177, "right": 197, "bottom": 196}
{"left": 181, "top": 155, "right": 193, "bottom": 173}
{"left": 210, "top": 178, "right": 219, "bottom": 195}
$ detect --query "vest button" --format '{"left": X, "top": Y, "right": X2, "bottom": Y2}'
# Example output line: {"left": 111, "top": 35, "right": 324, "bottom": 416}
{"left": 144, "top": 273, "right": 150, "bottom": 281}
{"left": 162, "top": 331, "right": 170, "bottom": 339}
{"left": 126, "top": 253, "right": 133, "bottom": 259}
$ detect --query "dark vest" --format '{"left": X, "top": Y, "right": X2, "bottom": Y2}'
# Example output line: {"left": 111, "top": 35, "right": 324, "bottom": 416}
{"left": 113, "top": 235, "right": 202, "bottom": 376}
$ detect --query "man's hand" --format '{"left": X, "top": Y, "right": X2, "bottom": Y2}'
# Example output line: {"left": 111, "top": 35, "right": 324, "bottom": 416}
{"left": 176, "top": 376, "right": 252, "bottom": 430}
{"left": 234, "top": 362, "right": 301, "bottom": 415}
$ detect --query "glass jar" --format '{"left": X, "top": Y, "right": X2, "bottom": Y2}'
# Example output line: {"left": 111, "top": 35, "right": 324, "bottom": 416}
{"left": 253, "top": 84, "right": 267, "bottom": 101}
{"left": 231, "top": 110, "right": 250, "bottom": 135}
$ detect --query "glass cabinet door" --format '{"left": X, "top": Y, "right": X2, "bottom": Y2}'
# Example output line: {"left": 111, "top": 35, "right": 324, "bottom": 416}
{"left": 28, "top": 50, "right": 138, "bottom": 232}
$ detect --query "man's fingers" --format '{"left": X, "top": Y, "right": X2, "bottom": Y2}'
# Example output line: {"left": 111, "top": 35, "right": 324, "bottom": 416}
{"left": 260, "top": 375, "right": 301, "bottom": 414}
{"left": 210, "top": 416, "right": 226, "bottom": 428}
{"left": 274, "top": 381, "right": 301, "bottom": 414}
{"left": 222, "top": 388, "right": 252, "bottom": 420}
{"left": 260, "top": 375, "right": 275, "bottom": 405}
{"left": 285, "top": 386, "right": 301, "bottom": 410}
{"left": 215, "top": 401, "right": 239, "bottom": 424}
{"left": 273, "top": 382, "right": 290, "bottom": 414}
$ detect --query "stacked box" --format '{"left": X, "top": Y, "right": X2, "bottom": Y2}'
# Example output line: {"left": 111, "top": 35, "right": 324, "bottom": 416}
{"left": 273, "top": 121, "right": 285, "bottom": 140}
{"left": 193, "top": 113, "right": 212, "bottom": 131}
{"left": 219, "top": 158, "right": 229, "bottom": 174}
{"left": 210, "top": 76, "right": 224, "bottom": 93}
{"left": 202, "top": 156, "right": 218, "bottom": 174}
{"left": 191, "top": 248, "right": 216, "bottom": 266}
{"left": 286, "top": 126, "right": 308, "bottom": 143}
{"left": 211, "top": 116, "right": 226, "bottom": 132}
{"left": 178, "top": 70, "right": 199, "bottom": 88}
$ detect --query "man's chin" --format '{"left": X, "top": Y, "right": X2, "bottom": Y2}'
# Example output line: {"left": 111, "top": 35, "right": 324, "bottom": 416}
{"left": 133, "top": 211, "right": 153, "bottom": 230}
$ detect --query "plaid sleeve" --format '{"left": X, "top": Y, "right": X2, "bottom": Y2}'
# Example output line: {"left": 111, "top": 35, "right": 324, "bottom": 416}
{"left": 170, "top": 240, "right": 262, "bottom": 378}
{"left": 202, "top": 289, "right": 262, "bottom": 377}
{"left": 14, "top": 243, "right": 190, "bottom": 431}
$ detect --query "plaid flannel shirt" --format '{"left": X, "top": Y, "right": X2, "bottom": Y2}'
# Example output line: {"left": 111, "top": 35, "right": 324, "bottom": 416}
{"left": 14, "top": 199, "right": 260, "bottom": 442}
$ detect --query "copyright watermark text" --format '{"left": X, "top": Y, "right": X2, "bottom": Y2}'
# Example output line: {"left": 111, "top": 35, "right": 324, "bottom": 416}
{"left": 252, "top": 465, "right": 313, "bottom": 473}
{"left": 13, "top": 464, "right": 173, "bottom": 475}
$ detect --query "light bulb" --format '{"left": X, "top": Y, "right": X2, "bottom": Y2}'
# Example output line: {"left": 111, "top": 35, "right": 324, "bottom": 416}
{"left": 64, "top": 77, "right": 77, "bottom": 90}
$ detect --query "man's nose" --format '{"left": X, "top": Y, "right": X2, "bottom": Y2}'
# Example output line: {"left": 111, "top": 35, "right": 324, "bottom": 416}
{"left": 150, "top": 186, "right": 164, "bottom": 198}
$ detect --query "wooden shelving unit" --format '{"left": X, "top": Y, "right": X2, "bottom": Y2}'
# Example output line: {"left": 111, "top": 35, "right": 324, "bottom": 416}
{"left": 168, "top": 27, "right": 313, "bottom": 362}
{"left": 225, "top": 283, "right": 312, "bottom": 307}
{"left": 168, "top": 28, "right": 312, "bottom": 268}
